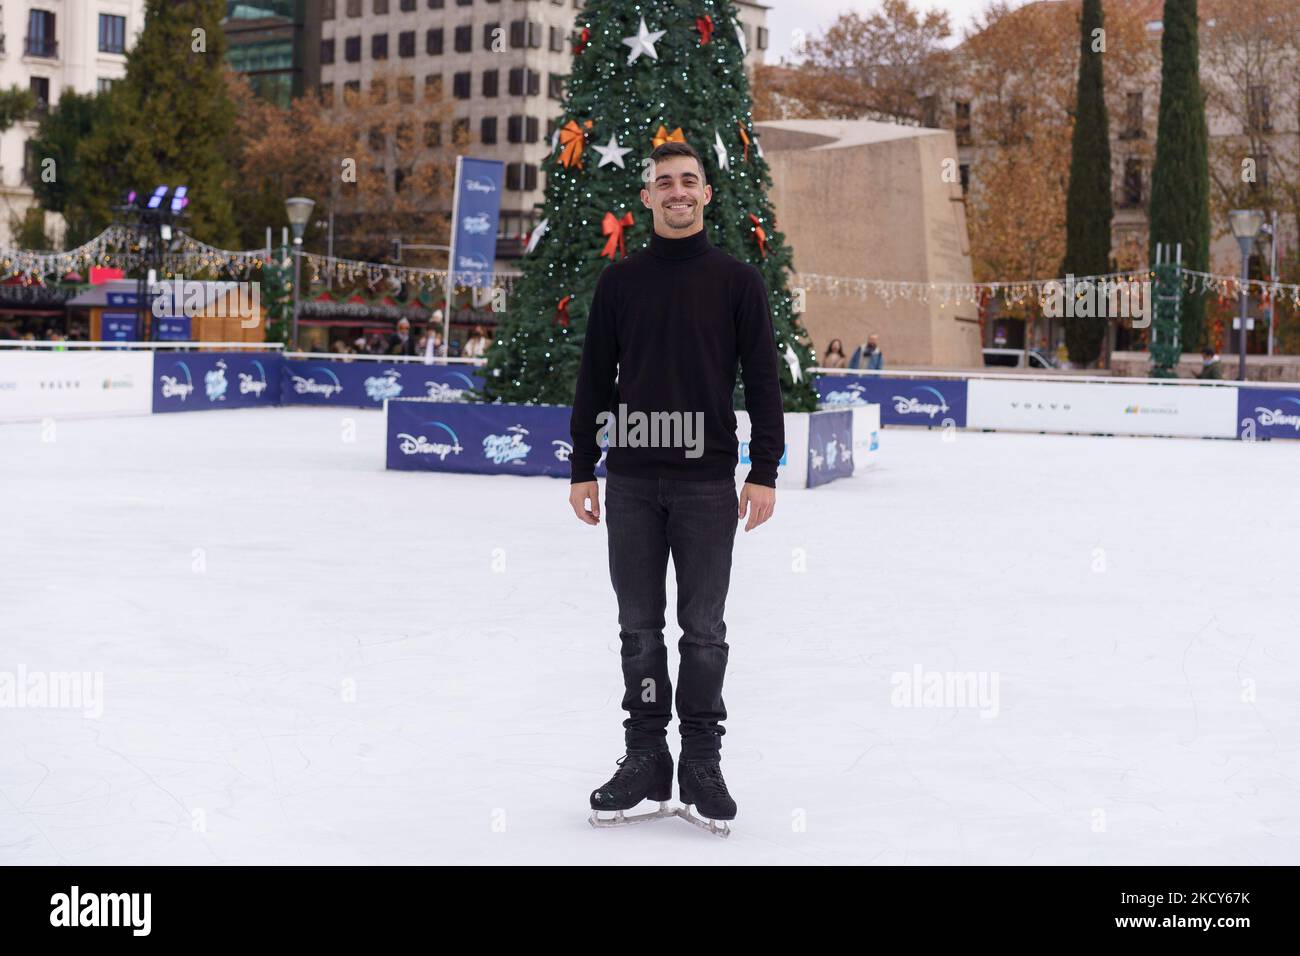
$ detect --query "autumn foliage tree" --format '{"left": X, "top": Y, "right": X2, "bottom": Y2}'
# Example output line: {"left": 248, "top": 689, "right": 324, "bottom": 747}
{"left": 229, "top": 70, "right": 458, "bottom": 262}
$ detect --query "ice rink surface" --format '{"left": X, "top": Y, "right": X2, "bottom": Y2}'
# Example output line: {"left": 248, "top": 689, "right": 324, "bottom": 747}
{"left": 2, "top": 407, "right": 1298, "bottom": 865}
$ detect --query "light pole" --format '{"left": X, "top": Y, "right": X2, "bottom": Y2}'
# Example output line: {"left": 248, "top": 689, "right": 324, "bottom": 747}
{"left": 1228, "top": 209, "right": 1264, "bottom": 382}
{"left": 285, "top": 196, "right": 315, "bottom": 349}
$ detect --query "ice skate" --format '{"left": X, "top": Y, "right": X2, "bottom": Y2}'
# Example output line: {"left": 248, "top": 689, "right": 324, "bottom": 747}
{"left": 676, "top": 758, "right": 736, "bottom": 838}
{"left": 588, "top": 749, "right": 677, "bottom": 828}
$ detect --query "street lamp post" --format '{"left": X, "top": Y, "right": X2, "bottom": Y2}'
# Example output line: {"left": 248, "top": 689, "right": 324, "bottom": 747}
{"left": 284, "top": 196, "right": 315, "bottom": 349}
{"left": 1228, "top": 209, "right": 1265, "bottom": 382}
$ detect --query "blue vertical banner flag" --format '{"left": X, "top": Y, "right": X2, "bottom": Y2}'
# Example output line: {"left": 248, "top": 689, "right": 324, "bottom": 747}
{"left": 450, "top": 158, "right": 505, "bottom": 288}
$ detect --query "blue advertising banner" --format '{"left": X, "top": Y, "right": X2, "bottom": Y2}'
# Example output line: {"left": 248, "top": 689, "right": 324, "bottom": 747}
{"left": 451, "top": 157, "right": 504, "bottom": 288}
{"left": 101, "top": 312, "right": 138, "bottom": 341}
{"left": 153, "top": 352, "right": 283, "bottom": 412}
{"left": 806, "top": 409, "right": 854, "bottom": 488}
{"left": 156, "top": 316, "right": 193, "bottom": 341}
{"left": 817, "top": 374, "right": 968, "bottom": 427}
{"left": 386, "top": 399, "right": 607, "bottom": 478}
{"left": 282, "top": 360, "right": 484, "bottom": 408}
{"left": 1237, "top": 386, "right": 1300, "bottom": 440}
{"left": 107, "top": 291, "right": 140, "bottom": 308}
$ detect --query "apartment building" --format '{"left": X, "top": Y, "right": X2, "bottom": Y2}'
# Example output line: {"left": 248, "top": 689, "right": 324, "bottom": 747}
{"left": 0, "top": 1, "right": 142, "bottom": 246}
{"left": 316, "top": 0, "right": 769, "bottom": 260}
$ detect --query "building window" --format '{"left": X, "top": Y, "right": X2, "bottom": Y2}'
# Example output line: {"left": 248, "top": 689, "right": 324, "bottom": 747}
{"left": 1122, "top": 158, "right": 1143, "bottom": 207}
{"left": 427, "top": 28, "right": 443, "bottom": 55}
{"left": 453, "top": 118, "right": 469, "bottom": 143}
{"left": 508, "top": 68, "right": 539, "bottom": 96}
{"left": 919, "top": 94, "right": 937, "bottom": 128}
{"left": 347, "top": 0, "right": 362, "bottom": 16}
{"left": 506, "top": 162, "right": 537, "bottom": 191}
{"left": 372, "top": 34, "right": 389, "bottom": 59}
{"left": 456, "top": 0, "right": 472, "bottom": 6}
{"left": 397, "top": 75, "right": 415, "bottom": 103}
{"left": 481, "top": 116, "right": 498, "bottom": 144}
{"left": 27, "top": 10, "right": 58, "bottom": 58}
{"left": 482, "top": 70, "right": 499, "bottom": 97}
{"left": 371, "top": 78, "right": 388, "bottom": 104}
{"left": 30, "top": 77, "right": 50, "bottom": 115}
{"left": 453, "top": 71, "right": 471, "bottom": 98}
{"left": 454, "top": 25, "right": 471, "bottom": 52}
{"left": 324, "top": 0, "right": 337, "bottom": 18}
{"left": 548, "top": 26, "right": 563, "bottom": 52}
{"left": 1248, "top": 85, "right": 1272, "bottom": 132}
{"left": 954, "top": 100, "right": 971, "bottom": 146}
{"left": 343, "top": 79, "right": 361, "bottom": 101}
{"left": 547, "top": 73, "right": 563, "bottom": 100}
{"left": 400, "top": 0, "right": 416, "bottom": 10}
{"left": 374, "top": 0, "right": 389, "bottom": 13}
{"left": 428, "top": 0, "right": 443, "bottom": 7}
{"left": 425, "top": 74, "right": 442, "bottom": 98}
{"left": 509, "top": 19, "right": 526, "bottom": 48}
{"left": 1249, "top": 153, "right": 1269, "bottom": 192}
{"left": 319, "top": 83, "right": 335, "bottom": 107}
{"left": 399, "top": 31, "right": 415, "bottom": 57}
{"left": 321, "top": 39, "right": 336, "bottom": 64}
{"left": 345, "top": 36, "right": 361, "bottom": 61}
{"left": 97, "top": 77, "right": 117, "bottom": 94}
{"left": 959, "top": 164, "right": 969, "bottom": 195}
{"left": 507, "top": 114, "right": 523, "bottom": 143}
{"left": 1121, "top": 91, "right": 1143, "bottom": 139}
{"left": 757, "top": 27, "right": 768, "bottom": 50}
{"left": 425, "top": 120, "right": 441, "bottom": 146}
{"left": 98, "top": 14, "right": 126, "bottom": 54}
{"left": 484, "top": 22, "right": 501, "bottom": 51}
{"left": 526, "top": 116, "right": 538, "bottom": 142}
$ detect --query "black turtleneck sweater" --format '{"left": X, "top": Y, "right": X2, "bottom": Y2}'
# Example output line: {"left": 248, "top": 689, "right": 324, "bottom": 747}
{"left": 569, "top": 227, "right": 786, "bottom": 488}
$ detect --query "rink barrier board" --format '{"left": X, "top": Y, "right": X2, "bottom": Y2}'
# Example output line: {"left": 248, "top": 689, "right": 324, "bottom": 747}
{"left": 385, "top": 398, "right": 866, "bottom": 489}
{"left": 0, "top": 350, "right": 154, "bottom": 423}
{"left": 817, "top": 371, "right": 1300, "bottom": 442}
{"left": 5, "top": 350, "right": 1296, "bottom": 444}
{"left": 281, "top": 359, "right": 485, "bottom": 408}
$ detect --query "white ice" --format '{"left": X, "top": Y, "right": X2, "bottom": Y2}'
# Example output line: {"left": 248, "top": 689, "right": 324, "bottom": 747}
{"left": 1, "top": 407, "right": 1298, "bottom": 865}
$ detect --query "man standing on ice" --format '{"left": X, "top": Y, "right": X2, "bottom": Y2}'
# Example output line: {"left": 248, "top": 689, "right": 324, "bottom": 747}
{"left": 567, "top": 141, "right": 785, "bottom": 834}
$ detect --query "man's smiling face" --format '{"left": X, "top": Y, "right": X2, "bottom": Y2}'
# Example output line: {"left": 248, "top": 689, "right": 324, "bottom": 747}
{"left": 641, "top": 155, "right": 712, "bottom": 235}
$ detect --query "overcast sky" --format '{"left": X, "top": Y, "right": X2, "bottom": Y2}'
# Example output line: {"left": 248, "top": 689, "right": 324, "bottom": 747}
{"left": 763, "top": 0, "right": 1003, "bottom": 63}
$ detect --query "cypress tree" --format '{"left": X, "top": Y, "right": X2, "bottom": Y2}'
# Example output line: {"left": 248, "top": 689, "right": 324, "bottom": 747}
{"left": 1062, "top": 0, "right": 1112, "bottom": 366}
{"left": 1148, "top": 0, "right": 1210, "bottom": 350}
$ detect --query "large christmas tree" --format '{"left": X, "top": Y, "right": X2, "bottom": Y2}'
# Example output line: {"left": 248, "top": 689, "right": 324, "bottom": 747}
{"left": 481, "top": 0, "right": 818, "bottom": 412}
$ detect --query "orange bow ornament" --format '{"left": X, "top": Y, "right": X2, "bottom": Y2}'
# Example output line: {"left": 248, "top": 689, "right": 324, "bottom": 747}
{"left": 600, "top": 212, "right": 634, "bottom": 260}
{"left": 555, "top": 295, "right": 571, "bottom": 327}
{"left": 651, "top": 125, "right": 686, "bottom": 149}
{"left": 557, "top": 119, "right": 593, "bottom": 169}
{"left": 696, "top": 15, "right": 714, "bottom": 45}
{"left": 737, "top": 122, "right": 751, "bottom": 162}
{"left": 748, "top": 214, "right": 767, "bottom": 258}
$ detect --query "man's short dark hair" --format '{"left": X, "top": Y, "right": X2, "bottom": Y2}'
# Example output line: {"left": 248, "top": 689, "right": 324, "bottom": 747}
{"left": 648, "top": 141, "right": 706, "bottom": 180}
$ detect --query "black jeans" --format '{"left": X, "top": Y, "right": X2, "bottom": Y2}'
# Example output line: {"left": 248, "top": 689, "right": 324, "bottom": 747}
{"left": 605, "top": 471, "right": 739, "bottom": 761}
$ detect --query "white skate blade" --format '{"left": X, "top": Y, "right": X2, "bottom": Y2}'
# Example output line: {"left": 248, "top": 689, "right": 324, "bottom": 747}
{"left": 588, "top": 801, "right": 676, "bottom": 828}
{"left": 675, "top": 804, "right": 732, "bottom": 838}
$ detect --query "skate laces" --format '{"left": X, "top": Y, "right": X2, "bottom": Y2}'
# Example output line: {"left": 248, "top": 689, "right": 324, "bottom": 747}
{"left": 610, "top": 751, "right": 659, "bottom": 785}
{"left": 686, "top": 761, "right": 728, "bottom": 797}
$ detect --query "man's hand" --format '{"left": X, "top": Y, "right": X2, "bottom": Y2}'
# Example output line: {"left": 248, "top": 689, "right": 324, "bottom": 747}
{"left": 570, "top": 480, "right": 601, "bottom": 525}
{"left": 738, "top": 482, "right": 775, "bottom": 532}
